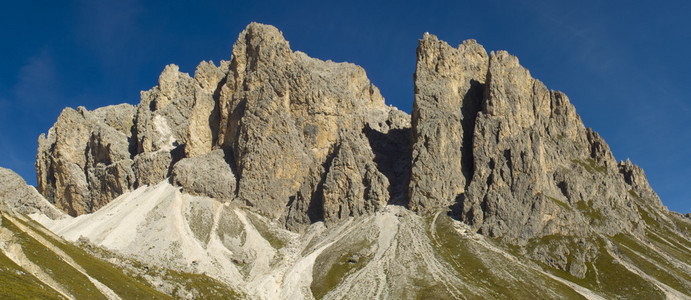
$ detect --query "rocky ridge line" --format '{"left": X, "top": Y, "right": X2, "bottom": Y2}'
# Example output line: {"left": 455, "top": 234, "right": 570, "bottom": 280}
{"left": 35, "top": 23, "right": 410, "bottom": 229}
{"left": 35, "top": 23, "right": 677, "bottom": 253}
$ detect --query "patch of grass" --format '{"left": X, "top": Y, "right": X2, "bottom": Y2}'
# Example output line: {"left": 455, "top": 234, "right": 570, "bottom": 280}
{"left": 633, "top": 200, "right": 670, "bottom": 230}
{"left": 628, "top": 189, "right": 641, "bottom": 200}
{"left": 575, "top": 200, "right": 605, "bottom": 224}
{"left": 2, "top": 215, "right": 107, "bottom": 299}
{"left": 535, "top": 236, "right": 666, "bottom": 299}
{"left": 431, "top": 216, "right": 585, "bottom": 299}
{"left": 404, "top": 278, "right": 456, "bottom": 300}
{"left": 612, "top": 234, "right": 691, "bottom": 295}
{"left": 572, "top": 159, "right": 607, "bottom": 174}
{"left": 636, "top": 205, "right": 658, "bottom": 226}
{"left": 311, "top": 238, "right": 373, "bottom": 299}
{"left": 633, "top": 199, "right": 691, "bottom": 258}
{"left": 162, "top": 269, "right": 245, "bottom": 299}
{"left": 537, "top": 192, "right": 570, "bottom": 210}
{"left": 645, "top": 229, "right": 691, "bottom": 265}
{"left": 12, "top": 215, "right": 171, "bottom": 299}
{"left": 0, "top": 242, "right": 64, "bottom": 299}
{"left": 245, "top": 212, "right": 286, "bottom": 250}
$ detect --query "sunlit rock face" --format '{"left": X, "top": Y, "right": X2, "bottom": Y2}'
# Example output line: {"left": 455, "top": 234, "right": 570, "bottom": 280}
{"left": 36, "top": 23, "right": 410, "bottom": 225}
{"left": 25, "top": 22, "right": 691, "bottom": 299}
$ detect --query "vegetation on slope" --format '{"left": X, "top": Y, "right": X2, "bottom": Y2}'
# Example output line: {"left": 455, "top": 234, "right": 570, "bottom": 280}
{"left": 0, "top": 216, "right": 64, "bottom": 299}
{"left": 2, "top": 213, "right": 106, "bottom": 299}
{"left": 430, "top": 213, "right": 586, "bottom": 299}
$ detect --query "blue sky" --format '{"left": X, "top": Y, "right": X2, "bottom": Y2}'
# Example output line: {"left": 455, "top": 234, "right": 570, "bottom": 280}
{"left": 1, "top": 0, "right": 689, "bottom": 213}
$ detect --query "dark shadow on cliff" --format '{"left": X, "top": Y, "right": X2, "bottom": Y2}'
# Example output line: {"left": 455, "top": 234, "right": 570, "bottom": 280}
{"left": 364, "top": 126, "right": 412, "bottom": 207}
{"left": 221, "top": 147, "right": 241, "bottom": 197}
{"left": 450, "top": 79, "right": 485, "bottom": 222}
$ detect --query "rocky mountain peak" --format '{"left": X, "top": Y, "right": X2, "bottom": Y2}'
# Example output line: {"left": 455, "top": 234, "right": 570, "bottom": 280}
{"left": 13, "top": 23, "right": 691, "bottom": 299}
{"left": 36, "top": 23, "right": 407, "bottom": 225}
{"left": 406, "top": 34, "right": 684, "bottom": 276}
{"left": 409, "top": 34, "right": 488, "bottom": 213}
{"left": 34, "top": 23, "right": 673, "bottom": 243}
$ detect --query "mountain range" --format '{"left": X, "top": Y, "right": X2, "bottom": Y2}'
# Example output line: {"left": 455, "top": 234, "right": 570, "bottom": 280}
{"left": 0, "top": 23, "right": 689, "bottom": 299}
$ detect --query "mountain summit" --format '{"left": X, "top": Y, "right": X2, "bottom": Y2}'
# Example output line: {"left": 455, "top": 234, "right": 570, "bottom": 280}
{"left": 0, "top": 23, "right": 687, "bottom": 299}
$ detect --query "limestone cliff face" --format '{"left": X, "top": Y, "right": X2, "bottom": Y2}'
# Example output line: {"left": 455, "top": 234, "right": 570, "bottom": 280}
{"left": 36, "top": 23, "right": 409, "bottom": 225}
{"left": 409, "top": 35, "right": 488, "bottom": 212}
{"left": 36, "top": 62, "right": 228, "bottom": 216}
{"left": 36, "top": 104, "right": 136, "bottom": 216}
{"left": 215, "top": 24, "right": 406, "bottom": 221}
{"left": 461, "top": 50, "right": 642, "bottom": 240}
{"left": 35, "top": 24, "right": 670, "bottom": 249}
{"left": 409, "top": 35, "right": 675, "bottom": 275}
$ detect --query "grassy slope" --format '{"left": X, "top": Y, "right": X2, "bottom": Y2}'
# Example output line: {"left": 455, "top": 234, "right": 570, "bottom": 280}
{"left": 14, "top": 215, "right": 171, "bottom": 299}
{"left": 5, "top": 197, "right": 687, "bottom": 300}
{"left": 0, "top": 246, "right": 64, "bottom": 299}
{"left": 24, "top": 214, "right": 245, "bottom": 299}
{"left": 2, "top": 214, "right": 106, "bottom": 299}
{"left": 431, "top": 214, "right": 586, "bottom": 300}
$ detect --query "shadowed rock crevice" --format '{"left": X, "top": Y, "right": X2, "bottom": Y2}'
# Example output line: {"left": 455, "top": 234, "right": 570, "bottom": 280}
{"left": 363, "top": 126, "right": 411, "bottom": 206}
{"left": 460, "top": 79, "right": 484, "bottom": 186}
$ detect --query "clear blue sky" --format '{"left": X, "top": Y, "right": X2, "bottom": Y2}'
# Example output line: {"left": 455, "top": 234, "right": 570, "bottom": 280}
{"left": 1, "top": 0, "right": 689, "bottom": 213}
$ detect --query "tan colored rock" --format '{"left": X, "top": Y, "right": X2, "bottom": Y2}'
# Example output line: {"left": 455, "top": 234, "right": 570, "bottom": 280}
{"left": 135, "top": 64, "right": 194, "bottom": 154}
{"left": 185, "top": 60, "right": 230, "bottom": 157}
{"left": 322, "top": 132, "right": 389, "bottom": 222}
{"left": 216, "top": 23, "right": 398, "bottom": 220}
{"left": 36, "top": 104, "right": 136, "bottom": 216}
{"left": 409, "top": 36, "right": 672, "bottom": 273}
{"left": 459, "top": 50, "right": 643, "bottom": 241}
{"left": 132, "top": 150, "right": 173, "bottom": 187}
{"left": 409, "top": 35, "right": 488, "bottom": 213}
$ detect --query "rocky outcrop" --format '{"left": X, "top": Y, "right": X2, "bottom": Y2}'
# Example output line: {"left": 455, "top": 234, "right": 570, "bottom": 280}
{"left": 171, "top": 149, "right": 236, "bottom": 200}
{"left": 36, "top": 59, "right": 230, "bottom": 216}
{"left": 35, "top": 24, "right": 670, "bottom": 251}
{"left": 619, "top": 158, "right": 664, "bottom": 209}
{"left": 0, "top": 167, "right": 64, "bottom": 219}
{"left": 408, "top": 34, "right": 676, "bottom": 275}
{"left": 321, "top": 132, "right": 389, "bottom": 223}
{"left": 409, "top": 35, "right": 655, "bottom": 240}
{"left": 215, "top": 23, "right": 405, "bottom": 221}
{"left": 135, "top": 64, "right": 195, "bottom": 154}
{"left": 459, "top": 50, "right": 642, "bottom": 240}
{"left": 36, "top": 23, "right": 409, "bottom": 225}
{"left": 186, "top": 61, "right": 229, "bottom": 157}
{"left": 409, "top": 35, "right": 488, "bottom": 212}
{"left": 36, "top": 104, "right": 136, "bottom": 216}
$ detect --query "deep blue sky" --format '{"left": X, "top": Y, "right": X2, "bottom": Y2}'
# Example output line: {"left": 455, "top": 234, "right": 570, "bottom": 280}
{"left": 1, "top": 1, "right": 689, "bottom": 213}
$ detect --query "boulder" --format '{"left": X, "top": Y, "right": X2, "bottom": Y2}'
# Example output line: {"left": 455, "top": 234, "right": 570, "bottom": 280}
{"left": 170, "top": 149, "right": 236, "bottom": 201}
